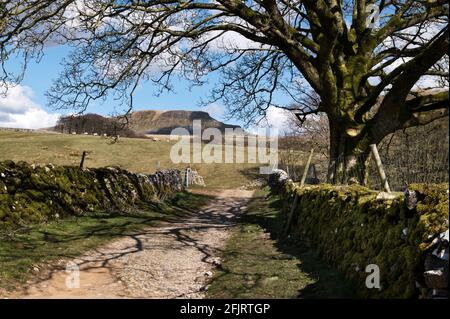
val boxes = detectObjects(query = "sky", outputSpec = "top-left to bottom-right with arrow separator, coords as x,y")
0,44 -> 292,132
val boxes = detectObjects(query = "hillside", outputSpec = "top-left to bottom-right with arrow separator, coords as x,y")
128,110 -> 241,135
49,110 -> 242,136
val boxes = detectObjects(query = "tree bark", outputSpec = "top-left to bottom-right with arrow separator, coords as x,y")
326,118 -> 373,185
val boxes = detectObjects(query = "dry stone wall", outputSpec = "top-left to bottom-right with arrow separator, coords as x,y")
269,170 -> 449,299
0,160 -> 184,227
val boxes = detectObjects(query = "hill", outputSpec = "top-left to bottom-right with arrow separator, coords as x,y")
50,110 -> 242,136
128,110 -> 241,135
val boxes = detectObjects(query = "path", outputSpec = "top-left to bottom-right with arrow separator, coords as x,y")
7,189 -> 254,299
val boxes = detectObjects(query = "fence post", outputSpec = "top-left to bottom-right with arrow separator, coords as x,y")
79,151 -> 86,169
369,144 -> 391,193
185,167 -> 191,189
283,193 -> 298,237
300,148 -> 314,187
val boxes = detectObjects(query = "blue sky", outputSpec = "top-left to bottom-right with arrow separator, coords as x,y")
0,44 -> 291,131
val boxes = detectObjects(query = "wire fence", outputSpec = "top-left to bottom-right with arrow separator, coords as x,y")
279,145 -> 449,191
378,143 -> 449,191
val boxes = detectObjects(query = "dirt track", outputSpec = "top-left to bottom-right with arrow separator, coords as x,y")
6,189 -> 253,299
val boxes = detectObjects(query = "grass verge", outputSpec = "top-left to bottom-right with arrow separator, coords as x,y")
0,191 -> 212,291
206,188 -> 356,299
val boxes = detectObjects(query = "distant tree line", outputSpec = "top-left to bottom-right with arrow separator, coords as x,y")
54,114 -> 140,138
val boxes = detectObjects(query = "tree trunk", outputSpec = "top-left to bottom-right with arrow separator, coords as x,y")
326,121 -> 372,185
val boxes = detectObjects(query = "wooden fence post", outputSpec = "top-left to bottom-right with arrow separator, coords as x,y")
369,144 -> 391,193
283,193 -> 298,237
79,151 -> 86,169
185,167 -> 191,189
300,148 -> 314,187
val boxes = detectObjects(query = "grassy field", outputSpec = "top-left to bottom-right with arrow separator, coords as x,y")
0,191 -> 212,291
0,130 -> 261,189
207,188 -> 356,299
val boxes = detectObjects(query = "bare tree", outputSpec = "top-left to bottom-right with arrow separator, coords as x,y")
1,1 -> 448,182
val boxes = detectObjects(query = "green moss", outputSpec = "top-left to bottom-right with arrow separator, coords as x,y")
277,180 -> 449,298
0,160 -> 183,228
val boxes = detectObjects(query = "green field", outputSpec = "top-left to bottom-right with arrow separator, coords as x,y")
0,130 -> 261,189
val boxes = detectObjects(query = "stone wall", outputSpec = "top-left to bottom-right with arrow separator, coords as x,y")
269,170 -> 449,298
0,160 -> 184,227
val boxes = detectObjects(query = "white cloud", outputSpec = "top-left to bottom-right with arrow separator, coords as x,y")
0,85 -> 60,129
249,106 -> 292,136
202,103 -> 225,121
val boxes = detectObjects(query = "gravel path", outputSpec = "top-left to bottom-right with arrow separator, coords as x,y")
8,189 -> 254,299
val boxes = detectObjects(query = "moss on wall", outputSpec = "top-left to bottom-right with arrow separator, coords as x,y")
276,180 -> 448,298
0,161 -> 184,228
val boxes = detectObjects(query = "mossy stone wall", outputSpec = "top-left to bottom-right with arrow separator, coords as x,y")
0,161 -> 184,227
271,172 -> 449,298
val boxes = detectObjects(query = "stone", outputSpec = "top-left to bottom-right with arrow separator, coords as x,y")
0,160 -> 185,227
376,192 -> 398,200
268,169 -> 291,191
440,229 -> 449,243
425,254 -> 448,271
432,246 -> 449,261
404,189 -> 418,210
424,269 -> 448,289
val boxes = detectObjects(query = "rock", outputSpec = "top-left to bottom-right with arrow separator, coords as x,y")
239,178 -> 267,190
268,169 -> 291,191
207,257 -> 222,267
432,246 -> 449,261
425,253 -> 448,272
376,192 -> 398,200
184,169 -> 206,187
261,276 -> 279,286
440,229 -> 449,244
204,271 -> 213,277
404,189 -> 418,210
401,227 -> 408,239
424,269 -> 448,289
